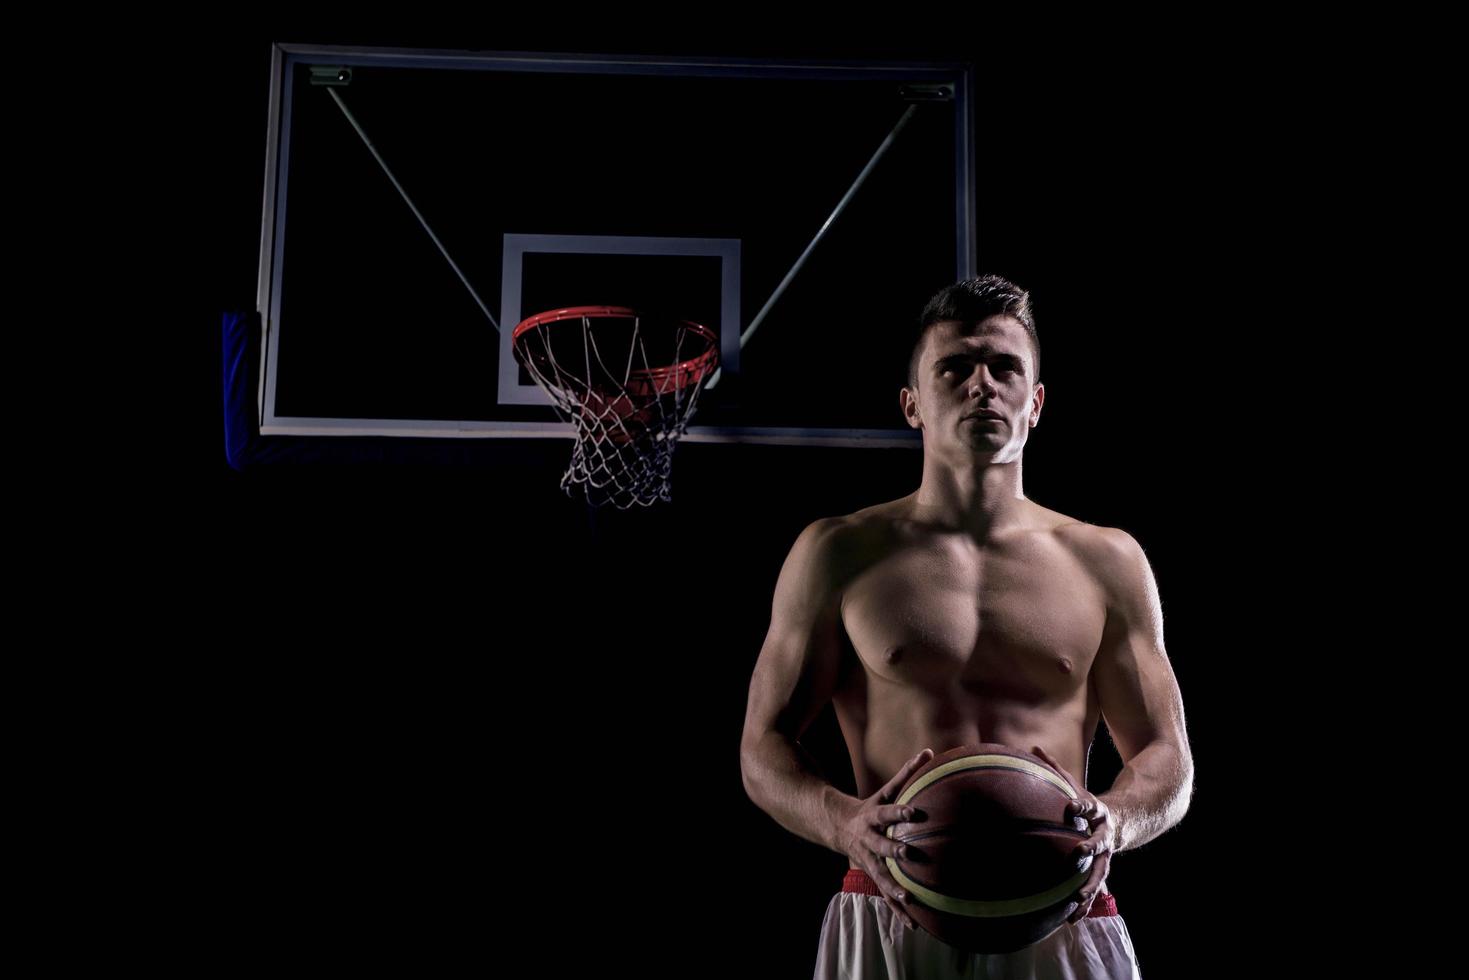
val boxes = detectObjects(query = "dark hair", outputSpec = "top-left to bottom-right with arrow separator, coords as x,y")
908,275 -> 1040,389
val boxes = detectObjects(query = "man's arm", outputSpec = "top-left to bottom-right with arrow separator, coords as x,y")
1090,527 -> 1196,854
739,517 -> 851,855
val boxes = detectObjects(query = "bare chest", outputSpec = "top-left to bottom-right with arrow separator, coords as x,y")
839,532 -> 1107,705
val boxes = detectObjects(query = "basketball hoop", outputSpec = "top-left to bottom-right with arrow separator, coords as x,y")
510,306 -> 719,509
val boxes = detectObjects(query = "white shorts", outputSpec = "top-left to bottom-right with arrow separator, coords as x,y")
813,870 -> 1143,980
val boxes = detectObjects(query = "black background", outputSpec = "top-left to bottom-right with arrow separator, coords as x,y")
104,12 -> 1352,976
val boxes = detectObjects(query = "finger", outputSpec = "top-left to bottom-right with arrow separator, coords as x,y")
885,901 -> 912,945
868,859 -> 919,930
1067,883 -> 1096,924
1068,854 -> 1111,924
1033,746 -> 1082,793
1035,747 -> 1078,788
870,832 -> 909,862
1068,892 -> 1096,924
1032,745 -> 1060,770
1071,827 -> 1109,866
886,898 -> 905,927
863,849 -> 907,896
1068,798 -> 1108,836
879,880 -> 917,931
1070,797 -> 1106,819
1068,813 -> 1114,859
878,748 -> 934,801
886,906 -> 902,945
1071,841 -> 1094,871
879,804 -> 920,826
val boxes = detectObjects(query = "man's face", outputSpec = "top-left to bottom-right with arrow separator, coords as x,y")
901,315 -> 1044,463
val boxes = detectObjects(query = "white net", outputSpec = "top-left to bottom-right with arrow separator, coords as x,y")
511,308 -> 719,509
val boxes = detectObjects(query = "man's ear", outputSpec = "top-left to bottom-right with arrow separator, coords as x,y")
1030,382 -> 1045,427
900,385 -> 922,429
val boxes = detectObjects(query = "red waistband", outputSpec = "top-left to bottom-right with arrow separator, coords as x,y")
841,868 -> 1118,918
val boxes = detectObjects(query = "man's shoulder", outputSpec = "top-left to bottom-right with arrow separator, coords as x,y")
801,496 -> 908,536
1048,516 -> 1148,600
1048,515 -> 1131,547
791,499 -> 911,578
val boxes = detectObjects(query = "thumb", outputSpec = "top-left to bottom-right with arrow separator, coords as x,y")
879,748 -> 934,800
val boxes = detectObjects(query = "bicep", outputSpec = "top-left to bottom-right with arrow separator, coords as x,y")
741,518 -> 848,752
1092,528 -> 1191,766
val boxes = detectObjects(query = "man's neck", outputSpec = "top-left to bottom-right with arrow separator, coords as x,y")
909,460 -> 1028,538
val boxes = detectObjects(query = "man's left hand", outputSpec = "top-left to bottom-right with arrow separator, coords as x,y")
1030,745 -> 1117,925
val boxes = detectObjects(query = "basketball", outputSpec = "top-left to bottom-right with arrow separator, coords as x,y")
883,743 -> 1092,954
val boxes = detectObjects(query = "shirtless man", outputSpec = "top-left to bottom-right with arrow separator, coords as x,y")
739,275 -> 1194,978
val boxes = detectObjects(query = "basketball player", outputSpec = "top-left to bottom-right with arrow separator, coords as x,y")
739,276 -> 1194,979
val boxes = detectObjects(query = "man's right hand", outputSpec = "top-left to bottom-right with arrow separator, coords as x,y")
834,747 -> 934,931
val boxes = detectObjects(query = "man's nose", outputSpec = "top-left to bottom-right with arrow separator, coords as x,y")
967,370 -> 997,398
